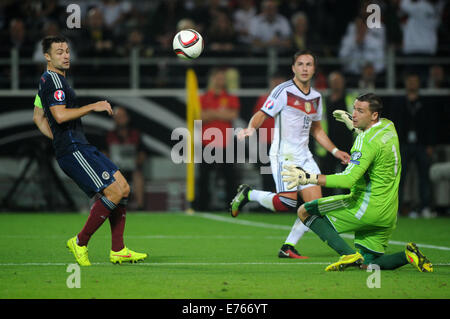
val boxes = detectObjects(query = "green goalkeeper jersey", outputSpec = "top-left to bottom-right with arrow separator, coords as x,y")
325,118 -> 401,227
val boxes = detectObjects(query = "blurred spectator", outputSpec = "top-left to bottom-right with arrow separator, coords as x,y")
248,0 -> 292,53
0,17 -> 33,88
233,0 -> 257,46
400,0 -> 444,56
116,28 -> 150,57
145,0 -> 188,52
34,0 -> 61,25
177,18 -> 196,31
399,0 -> 445,80
206,10 -> 236,53
383,0 -> 403,48
338,16 -> 386,84
319,0 -> 360,55
290,11 -> 308,51
191,0 -> 230,34
391,73 -> 437,218
279,0 -> 316,22
427,64 -> 447,88
98,0 -> 133,35
358,62 -> 376,90
251,72 -> 287,193
320,71 -> 357,179
78,7 -> 115,57
225,67 -> 240,90
106,107 -> 147,211
195,67 -> 241,211
3,18 -> 34,58
311,68 -> 327,90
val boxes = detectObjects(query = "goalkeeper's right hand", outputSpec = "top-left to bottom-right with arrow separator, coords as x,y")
332,110 -> 362,134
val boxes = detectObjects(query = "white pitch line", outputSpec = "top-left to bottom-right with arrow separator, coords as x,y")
0,262 -> 449,267
195,213 -> 450,252
0,262 -> 329,266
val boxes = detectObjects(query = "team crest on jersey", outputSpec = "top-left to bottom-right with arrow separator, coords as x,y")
102,171 -> 110,180
305,102 -> 311,113
350,151 -> 362,165
53,89 -> 65,102
265,99 -> 274,110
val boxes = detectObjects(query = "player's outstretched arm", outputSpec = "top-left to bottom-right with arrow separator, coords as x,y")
50,100 -> 113,124
33,106 -> 53,139
237,110 -> 267,140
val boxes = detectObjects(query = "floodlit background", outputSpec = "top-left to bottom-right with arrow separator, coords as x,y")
0,0 -> 449,216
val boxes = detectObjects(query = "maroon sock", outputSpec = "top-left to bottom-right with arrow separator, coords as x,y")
77,197 -> 115,247
109,204 -> 127,252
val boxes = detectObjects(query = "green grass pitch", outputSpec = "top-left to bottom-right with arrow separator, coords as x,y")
0,212 -> 449,299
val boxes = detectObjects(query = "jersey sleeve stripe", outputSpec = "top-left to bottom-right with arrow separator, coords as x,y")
273,81 -> 294,99
48,71 -> 62,89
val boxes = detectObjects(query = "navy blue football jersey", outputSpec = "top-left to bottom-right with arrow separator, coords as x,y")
37,70 -> 90,157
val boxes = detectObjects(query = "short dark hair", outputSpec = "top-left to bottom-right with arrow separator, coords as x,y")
356,93 -> 383,117
41,35 -> 68,54
292,49 -> 317,66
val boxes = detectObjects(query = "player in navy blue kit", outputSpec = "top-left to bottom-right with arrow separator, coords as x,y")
33,35 -> 147,265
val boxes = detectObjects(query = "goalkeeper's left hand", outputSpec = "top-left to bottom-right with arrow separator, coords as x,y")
333,110 -> 362,134
281,164 -> 319,189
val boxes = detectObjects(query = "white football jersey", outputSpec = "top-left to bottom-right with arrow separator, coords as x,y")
260,79 -> 323,161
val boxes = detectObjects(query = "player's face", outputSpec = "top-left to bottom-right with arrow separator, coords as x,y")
46,42 -> 70,70
352,100 -> 378,131
292,54 -> 315,84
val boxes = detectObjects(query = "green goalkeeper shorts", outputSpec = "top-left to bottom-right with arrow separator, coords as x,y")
304,194 -> 395,255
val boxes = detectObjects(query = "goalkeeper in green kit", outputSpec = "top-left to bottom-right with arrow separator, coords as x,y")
282,93 -> 433,272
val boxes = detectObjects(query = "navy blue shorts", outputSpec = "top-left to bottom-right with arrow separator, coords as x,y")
57,144 -> 118,198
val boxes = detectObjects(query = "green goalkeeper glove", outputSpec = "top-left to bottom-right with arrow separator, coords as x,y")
332,110 -> 362,134
281,164 -> 319,189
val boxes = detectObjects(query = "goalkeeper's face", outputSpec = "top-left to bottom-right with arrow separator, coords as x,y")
353,100 -> 378,131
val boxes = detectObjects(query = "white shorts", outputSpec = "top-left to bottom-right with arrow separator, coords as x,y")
270,155 -> 321,193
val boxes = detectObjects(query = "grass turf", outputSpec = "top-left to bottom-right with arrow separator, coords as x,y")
0,212 -> 449,299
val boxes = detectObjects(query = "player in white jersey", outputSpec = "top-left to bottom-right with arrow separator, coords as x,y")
231,50 -> 350,258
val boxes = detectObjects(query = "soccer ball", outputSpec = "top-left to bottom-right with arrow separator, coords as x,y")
172,29 -> 204,60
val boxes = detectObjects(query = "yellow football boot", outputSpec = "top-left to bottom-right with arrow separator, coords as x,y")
325,252 -> 364,271
66,236 -> 91,266
110,247 -> 148,264
405,242 -> 433,272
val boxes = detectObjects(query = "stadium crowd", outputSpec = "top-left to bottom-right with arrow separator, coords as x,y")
0,0 -> 448,217
0,0 -> 449,89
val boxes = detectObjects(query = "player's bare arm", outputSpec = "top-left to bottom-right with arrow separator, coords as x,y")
50,100 -> 113,124
237,110 -> 268,140
310,120 -> 350,164
33,106 -> 53,139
